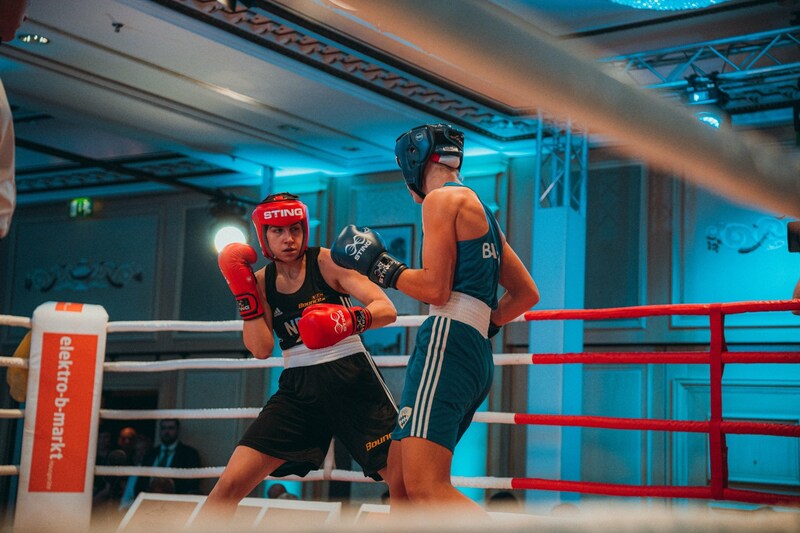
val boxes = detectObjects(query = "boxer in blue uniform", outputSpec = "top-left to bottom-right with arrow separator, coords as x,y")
202,193 -> 397,521
332,124 -> 540,512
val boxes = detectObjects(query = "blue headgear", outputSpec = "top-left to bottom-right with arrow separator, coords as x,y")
394,124 -> 465,198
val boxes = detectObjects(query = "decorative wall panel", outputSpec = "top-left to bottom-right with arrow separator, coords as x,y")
672,182 -> 798,337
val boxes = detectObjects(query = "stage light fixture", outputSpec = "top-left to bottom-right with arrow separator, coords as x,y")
686,75 -> 718,105
18,33 -> 50,45
685,73 -> 728,107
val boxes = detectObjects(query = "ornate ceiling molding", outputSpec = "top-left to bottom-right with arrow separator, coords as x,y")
154,0 -> 542,141
159,1 -> 800,130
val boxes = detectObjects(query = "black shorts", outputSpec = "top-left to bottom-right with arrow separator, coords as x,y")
239,352 -> 397,480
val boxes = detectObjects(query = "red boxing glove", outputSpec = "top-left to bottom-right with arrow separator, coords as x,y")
298,304 -> 372,350
218,243 -> 263,320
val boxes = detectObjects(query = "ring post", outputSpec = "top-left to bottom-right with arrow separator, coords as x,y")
14,302 -> 108,532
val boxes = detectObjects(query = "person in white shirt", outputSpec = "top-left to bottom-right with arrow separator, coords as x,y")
0,0 -> 29,238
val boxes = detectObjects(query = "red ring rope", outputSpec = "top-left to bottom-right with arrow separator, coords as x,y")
517,299 -> 800,507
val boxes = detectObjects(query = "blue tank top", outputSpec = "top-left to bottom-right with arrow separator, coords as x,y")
446,182 -> 502,309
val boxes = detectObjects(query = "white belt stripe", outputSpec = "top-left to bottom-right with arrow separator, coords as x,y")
361,352 -> 398,413
333,296 -> 395,410
411,316 -> 449,438
341,294 -> 397,412
411,316 -> 438,437
410,317 -> 434,437
423,317 -> 449,437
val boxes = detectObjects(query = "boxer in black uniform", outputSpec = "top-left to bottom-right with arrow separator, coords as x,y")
200,193 -> 397,521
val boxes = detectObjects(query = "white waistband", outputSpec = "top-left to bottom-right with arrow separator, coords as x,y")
281,335 -> 366,368
429,291 -> 491,339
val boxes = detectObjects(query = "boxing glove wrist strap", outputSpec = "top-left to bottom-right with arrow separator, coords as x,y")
369,255 -> 407,289
236,293 -> 263,320
350,306 -> 372,334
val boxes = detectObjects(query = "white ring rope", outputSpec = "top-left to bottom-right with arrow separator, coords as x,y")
1,314 -> 428,333
89,464 -> 515,490
0,466 -> 19,476
0,313 -> 427,339
0,356 -> 27,369
106,320 -> 244,333
105,358 -> 284,372
101,408 -> 261,420
95,465 -> 224,479
452,476 -> 514,490
474,412 -> 517,425
0,312 -> 531,489
0,312 -> 515,333
99,408 -> 521,423
0,315 -> 31,328
0,354 -> 529,371
105,316 -> 427,333
0,353 -> 530,371
323,441 -> 335,481
100,354 -> 529,373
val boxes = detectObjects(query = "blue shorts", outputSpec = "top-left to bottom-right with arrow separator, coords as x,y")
392,315 -> 493,452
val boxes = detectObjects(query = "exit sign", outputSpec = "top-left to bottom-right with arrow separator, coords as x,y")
69,197 -> 93,218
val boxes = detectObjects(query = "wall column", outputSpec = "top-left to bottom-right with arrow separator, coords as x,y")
526,121 -> 588,510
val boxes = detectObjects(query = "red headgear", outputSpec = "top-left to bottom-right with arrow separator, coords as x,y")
251,192 -> 309,260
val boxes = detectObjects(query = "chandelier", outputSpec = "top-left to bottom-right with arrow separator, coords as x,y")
610,0 -> 730,10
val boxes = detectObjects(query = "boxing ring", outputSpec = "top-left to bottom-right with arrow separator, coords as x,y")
1,299 -> 799,530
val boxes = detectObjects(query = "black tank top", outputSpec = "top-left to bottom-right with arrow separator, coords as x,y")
264,247 -> 352,350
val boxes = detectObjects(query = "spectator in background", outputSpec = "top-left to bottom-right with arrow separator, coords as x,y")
789,221 -> 799,315
0,1 -> 27,43
93,428 -> 136,525
267,483 -> 287,499
792,278 -> 800,316
0,0 -> 28,238
267,483 -> 298,500
93,426 -> 114,500
95,425 -> 113,467
119,433 -> 154,510
487,491 -> 522,512
147,477 -> 176,494
550,502 -> 581,516
115,426 -> 138,462
137,419 -> 202,496
132,433 -> 153,465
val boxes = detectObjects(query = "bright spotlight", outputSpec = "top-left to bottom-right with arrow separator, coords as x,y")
209,196 -> 250,254
214,224 -> 248,253
695,111 -> 721,129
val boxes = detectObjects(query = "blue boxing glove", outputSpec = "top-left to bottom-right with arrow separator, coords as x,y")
332,225 -> 407,289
